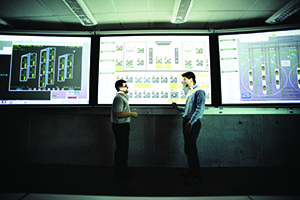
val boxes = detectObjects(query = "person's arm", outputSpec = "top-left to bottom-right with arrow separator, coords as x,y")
183,91 -> 205,134
115,112 -> 138,118
189,90 -> 205,125
113,96 -> 138,119
172,102 -> 185,112
184,122 -> 193,135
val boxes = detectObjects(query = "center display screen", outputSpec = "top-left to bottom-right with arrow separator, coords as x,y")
98,35 -> 211,105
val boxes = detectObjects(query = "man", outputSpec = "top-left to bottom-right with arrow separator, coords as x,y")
111,79 -> 138,179
172,71 -> 206,184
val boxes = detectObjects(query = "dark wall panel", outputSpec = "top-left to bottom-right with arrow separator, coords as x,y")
0,108 -> 299,167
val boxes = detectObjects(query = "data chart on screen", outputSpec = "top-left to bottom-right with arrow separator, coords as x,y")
219,29 -> 300,104
98,35 -> 211,105
0,35 -> 91,105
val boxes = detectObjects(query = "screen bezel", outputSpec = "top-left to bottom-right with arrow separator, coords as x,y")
217,28 -> 300,107
96,33 -> 213,107
0,33 -> 93,107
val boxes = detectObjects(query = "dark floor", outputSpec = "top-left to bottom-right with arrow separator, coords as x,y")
1,164 -> 299,197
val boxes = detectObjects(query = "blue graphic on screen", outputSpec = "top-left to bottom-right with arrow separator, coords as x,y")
0,35 -> 91,105
238,35 -> 300,102
219,29 -> 300,104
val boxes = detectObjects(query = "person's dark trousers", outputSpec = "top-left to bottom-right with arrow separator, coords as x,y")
112,122 -> 130,178
182,118 -> 201,179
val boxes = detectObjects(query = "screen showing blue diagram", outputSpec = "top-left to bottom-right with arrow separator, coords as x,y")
10,45 -> 80,91
0,35 -> 91,105
219,29 -> 300,104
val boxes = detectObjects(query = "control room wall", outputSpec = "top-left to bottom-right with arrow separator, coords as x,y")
0,107 -> 299,167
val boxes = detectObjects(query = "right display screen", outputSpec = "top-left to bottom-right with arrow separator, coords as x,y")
218,29 -> 300,104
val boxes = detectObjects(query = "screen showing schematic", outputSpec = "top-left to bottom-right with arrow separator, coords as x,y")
0,35 -> 91,105
219,29 -> 300,104
98,35 -> 211,105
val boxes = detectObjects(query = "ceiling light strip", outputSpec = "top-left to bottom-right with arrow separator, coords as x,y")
265,0 -> 300,24
63,0 -> 97,26
171,0 -> 193,24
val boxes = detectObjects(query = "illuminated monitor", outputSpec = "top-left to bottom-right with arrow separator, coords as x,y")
0,35 -> 91,105
98,35 -> 211,105
218,29 -> 300,104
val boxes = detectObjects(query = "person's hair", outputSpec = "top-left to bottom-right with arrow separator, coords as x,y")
115,79 -> 126,91
182,71 -> 196,84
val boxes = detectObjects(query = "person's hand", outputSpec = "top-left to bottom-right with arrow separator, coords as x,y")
172,102 -> 178,109
131,112 -> 138,118
184,122 -> 192,134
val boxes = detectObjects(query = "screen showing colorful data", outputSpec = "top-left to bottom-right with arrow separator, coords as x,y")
0,35 -> 91,105
219,29 -> 300,104
98,35 -> 211,105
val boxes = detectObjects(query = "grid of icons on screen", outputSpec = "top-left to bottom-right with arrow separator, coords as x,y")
19,53 -> 37,82
19,47 -> 74,89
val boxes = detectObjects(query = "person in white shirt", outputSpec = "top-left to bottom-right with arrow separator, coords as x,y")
111,79 -> 138,180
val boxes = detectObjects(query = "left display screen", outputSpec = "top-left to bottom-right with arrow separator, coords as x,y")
0,35 -> 91,105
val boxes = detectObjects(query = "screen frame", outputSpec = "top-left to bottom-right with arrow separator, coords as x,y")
0,33 -> 93,107
217,27 -> 300,107
2,26 -> 299,108
96,33 -> 213,107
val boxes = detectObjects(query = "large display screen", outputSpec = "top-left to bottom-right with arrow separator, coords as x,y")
0,35 -> 91,105
219,29 -> 300,104
98,35 -> 211,105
